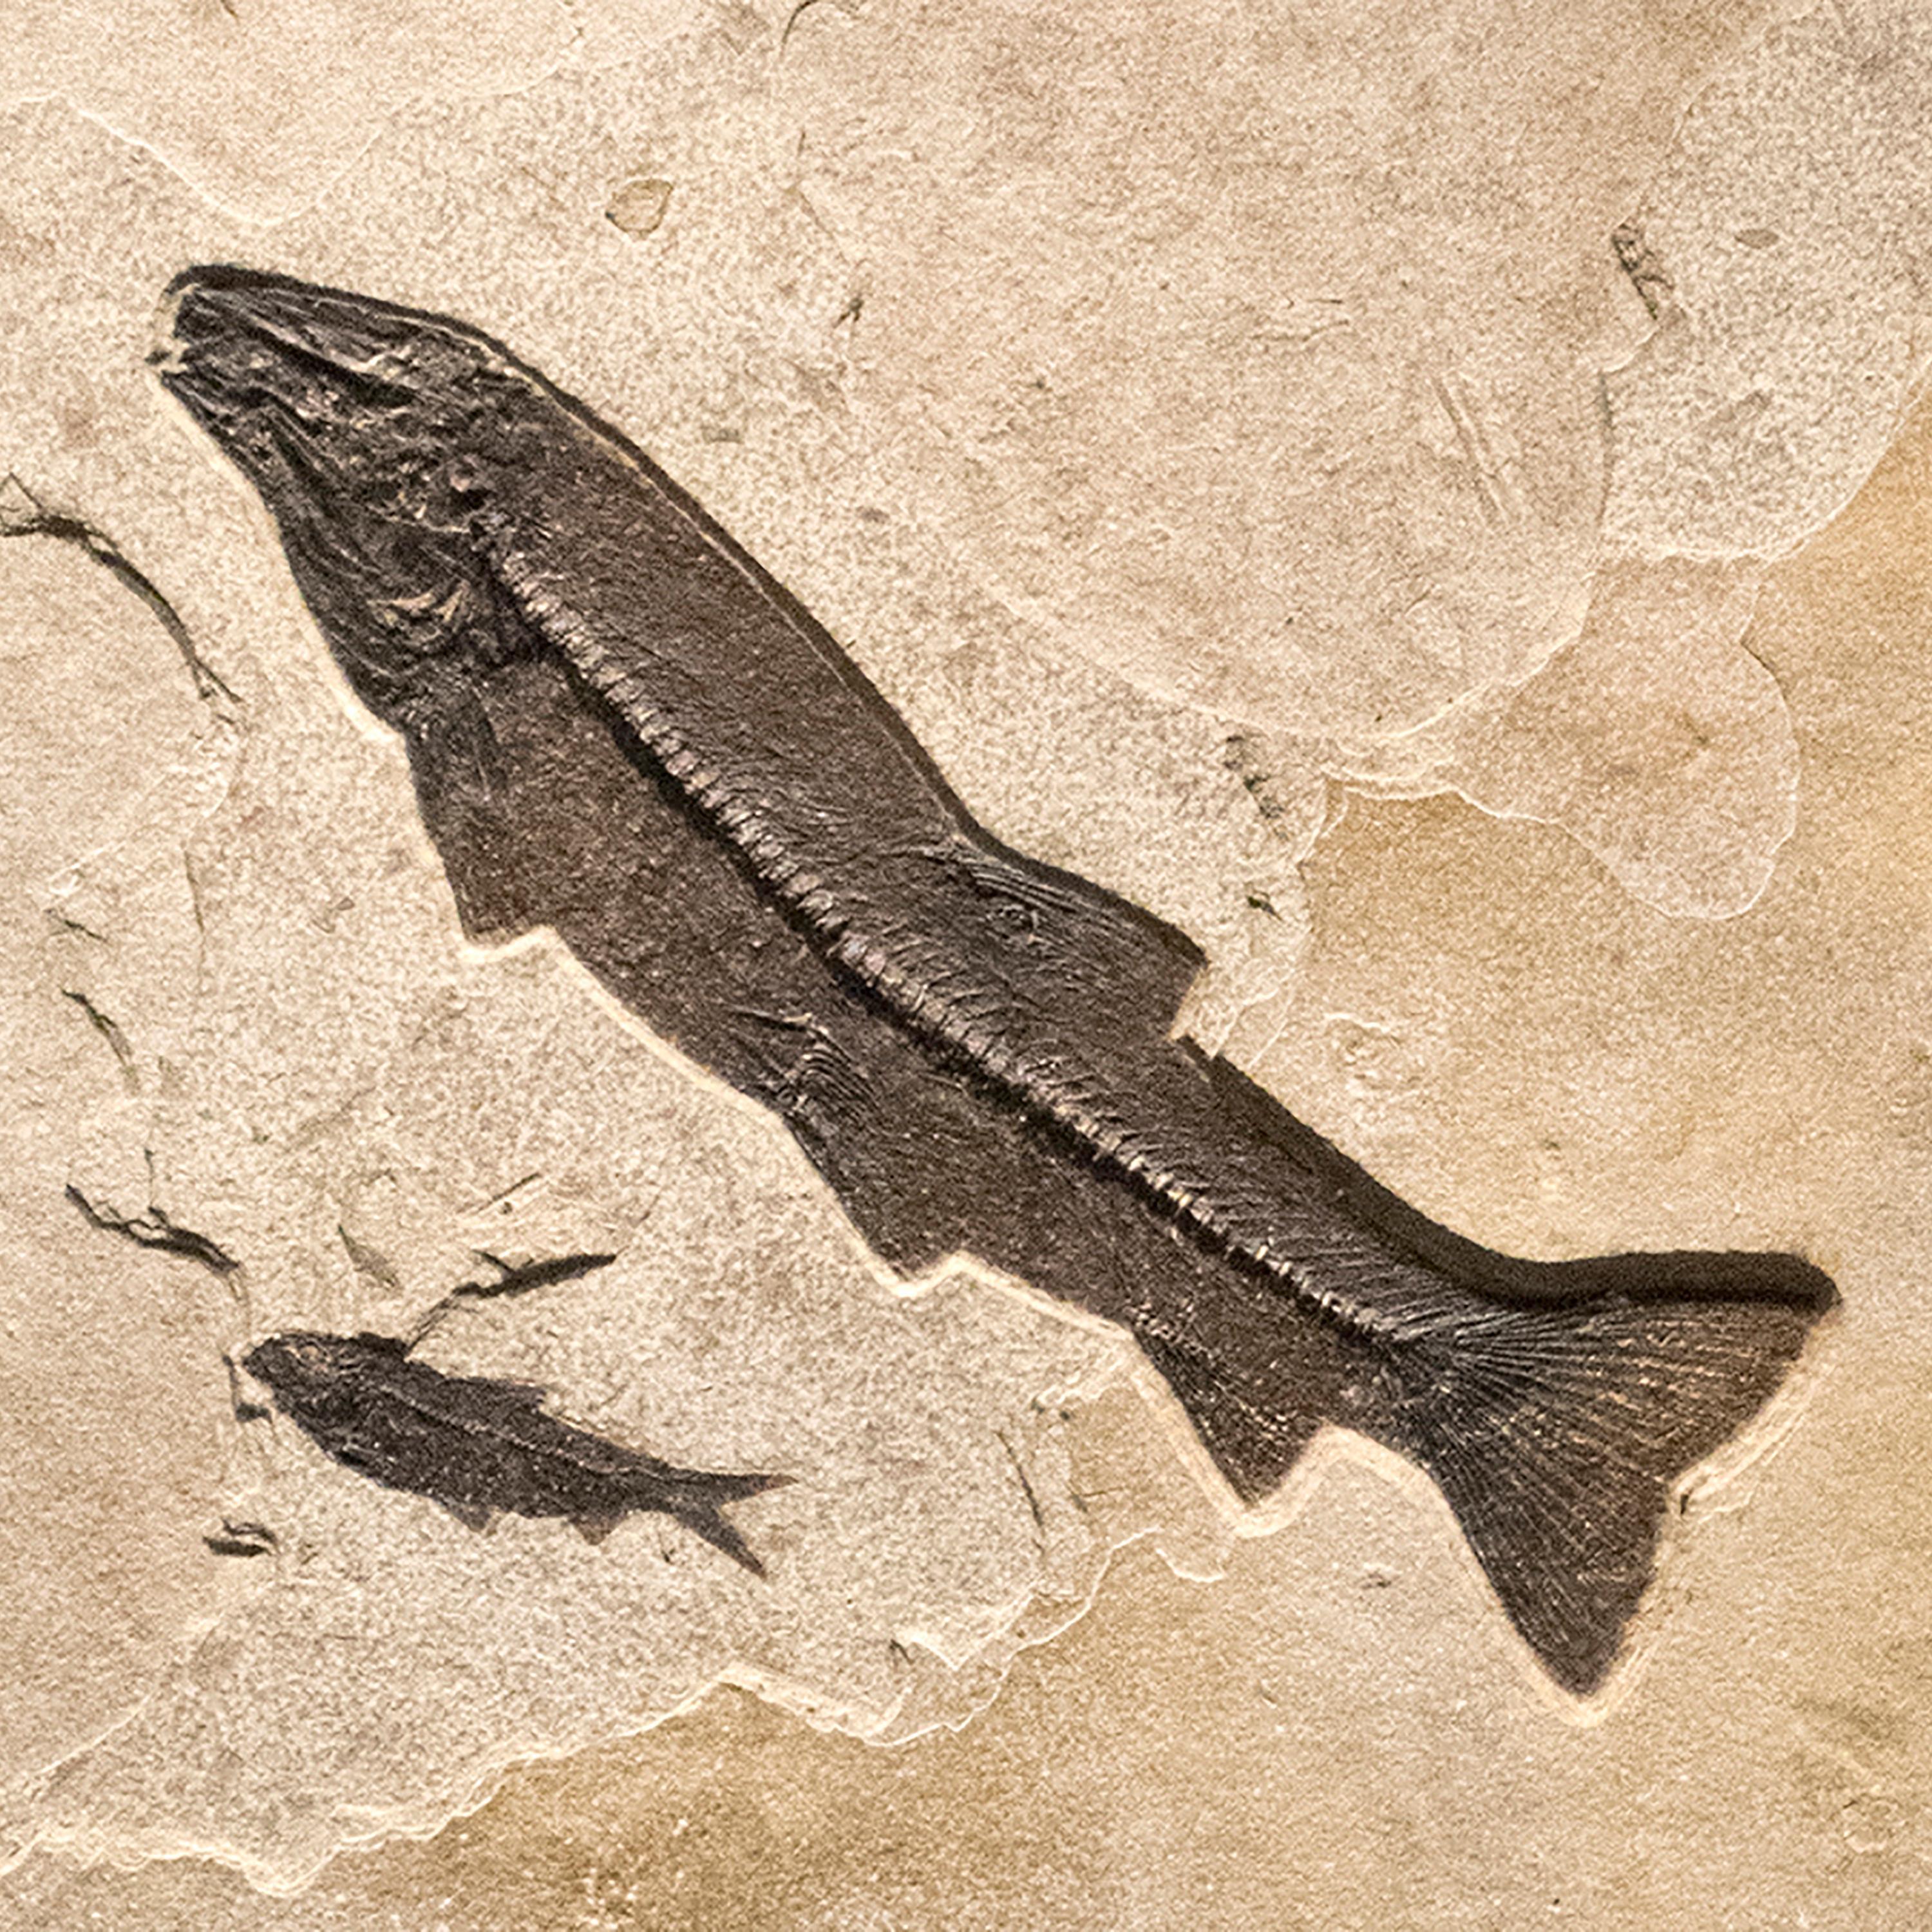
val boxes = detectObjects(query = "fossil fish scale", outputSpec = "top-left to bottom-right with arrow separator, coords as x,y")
158,267 -> 1835,1696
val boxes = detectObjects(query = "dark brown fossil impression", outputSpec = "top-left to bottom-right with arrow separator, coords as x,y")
156,265 -> 1835,1694
242,1329 -> 787,1573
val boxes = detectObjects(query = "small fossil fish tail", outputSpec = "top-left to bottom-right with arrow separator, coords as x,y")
1367,1249 -> 1835,1695
667,1470 -> 792,1578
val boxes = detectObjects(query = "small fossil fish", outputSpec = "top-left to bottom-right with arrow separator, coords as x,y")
242,1331 -> 788,1572
159,267 -> 1835,1693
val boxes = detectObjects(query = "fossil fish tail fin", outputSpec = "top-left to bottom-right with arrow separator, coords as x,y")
1372,1249 -> 1835,1694
665,1469 -> 793,1578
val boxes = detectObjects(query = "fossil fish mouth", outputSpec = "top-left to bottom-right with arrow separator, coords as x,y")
156,266 -> 406,376
152,265 -> 451,452
147,264 -> 508,712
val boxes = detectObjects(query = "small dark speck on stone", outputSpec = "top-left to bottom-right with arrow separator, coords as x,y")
1610,222 -> 1675,319
700,426 -> 744,445
204,1518 -> 276,1557
1361,1564 -> 1396,1589
1734,228 -> 1781,249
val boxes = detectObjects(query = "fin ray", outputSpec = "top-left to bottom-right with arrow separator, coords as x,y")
1381,1283 -> 1830,1692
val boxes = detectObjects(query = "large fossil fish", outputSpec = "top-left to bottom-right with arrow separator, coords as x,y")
155,266 -> 1834,1694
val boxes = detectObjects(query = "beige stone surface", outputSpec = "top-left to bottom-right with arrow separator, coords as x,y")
1604,0 -> 1932,564
1,1 -> 1929,1924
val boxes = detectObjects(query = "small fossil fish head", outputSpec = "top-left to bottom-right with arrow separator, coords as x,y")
242,1330 -> 399,1417
153,267 -> 547,722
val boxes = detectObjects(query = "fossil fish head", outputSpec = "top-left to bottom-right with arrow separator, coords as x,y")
243,1329 -> 402,1417
153,266 -> 554,724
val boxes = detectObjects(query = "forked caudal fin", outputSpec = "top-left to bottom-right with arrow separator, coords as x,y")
672,1470 -> 795,1578
1168,1245 -> 1834,1695
572,1471 -> 792,1573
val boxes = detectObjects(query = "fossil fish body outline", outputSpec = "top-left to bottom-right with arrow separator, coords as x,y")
243,1330 -> 788,1572
157,267 -> 1835,1694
